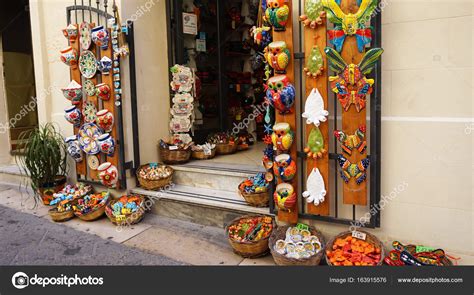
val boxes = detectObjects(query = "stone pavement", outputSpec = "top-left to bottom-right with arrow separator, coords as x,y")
0,185 -> 275,266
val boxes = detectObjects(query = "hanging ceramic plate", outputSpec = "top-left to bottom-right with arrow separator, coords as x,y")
84,80 -> 96,97
80,22 -> 92,50
78,123 -> 102,155
87,155 -> 100,170
79,50 -> 98,79
82,100 -> 97,123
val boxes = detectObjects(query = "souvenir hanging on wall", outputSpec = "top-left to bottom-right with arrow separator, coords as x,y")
61,80 -> 82,105
79,50 -> 98,79
274,183 -> 296,211
334,125 -> 366,155
265,75 -> 295,114
299,0 -> 326,29
325,47 -> 383,112
264,0 -> 290,32
337,154 -> 370,184
62,23 -> 78,43
302,168 -> 326,206
170,65 -> 194,93
271,122 -> 294,152
250,26 -> 272,49
322,0 -> 377,52
273,154 -> 296,182
60,46 -> 78,68
303,45 -> 324,78
304,127 -> 326,159
79,22 -> 92,50
264,41 -> 290,74
302,88 -> 328,127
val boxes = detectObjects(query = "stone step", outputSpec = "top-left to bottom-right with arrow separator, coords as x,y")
0,164 -> 29,188
169,161 -> 264,192
130,184 -> 273,229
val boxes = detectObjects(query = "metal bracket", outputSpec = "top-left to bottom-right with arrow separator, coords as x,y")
297,151 -> 307,159
294,52 -> 305,60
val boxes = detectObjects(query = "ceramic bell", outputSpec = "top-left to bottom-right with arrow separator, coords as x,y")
266,75 -> 295,114
271,122 -> 294,152
97,162 -> 118,188
65,135 -> 83,162
98,56 -> 112,74
264,41 -> 290,74
61,80 -> 83,104
97,133 -> 115,156
60,46 -> 78,68
264,0 -> 290,31
64,105 -> 81,127
95,83 -> 111,101
62,23 -> 78,42
274,183 -> 296,211
96,109 -> 114,132
91,25 -> 109,50
273,154 -> 296,182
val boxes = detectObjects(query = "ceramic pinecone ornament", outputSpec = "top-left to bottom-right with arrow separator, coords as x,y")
300,0 -> 326,29
304,45 -> 324,78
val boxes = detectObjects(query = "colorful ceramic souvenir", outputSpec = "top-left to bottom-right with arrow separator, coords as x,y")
302,88 -> 328,127
337,154 -> 370,184
170,65 -> 194,92
64,105 -> 81,127
61,80 -> 82,104
304,46 -> 324,78
96,109 -> 114,132
60,46 -> 78,68
172,92 -> 194,104
82,100 -> 98,123
264,0 -> 290,31
169,114 -> 192,133
265,75 -> 295,114
98,56 -> 112,74
79,50 -> 98,79
300,0 -> 326,29
325,47 -> 383,112
239,173 -> 269,194
334,125 -> 366,155
262,146 -> 274,170
273,154 -> 296,182
250,26 -> 272,48
78,123 -> 102,155
84,80 -> 96,97
171,103 -> 193,116
62,23 -> 78,42
97,162 -> 118,188
95,83 -> 111,101
304,127 -> 326,159
303,168 -> 326,205
65,135 -> 83,162
322,0 -> 377,52
264,41 -> 290,74
274,183 -> 296,211
97,133 -> 115,156
87,155 -> 100,170
79,22 -> 92,50
271,122 -> 294,152
91,25 -> 109,50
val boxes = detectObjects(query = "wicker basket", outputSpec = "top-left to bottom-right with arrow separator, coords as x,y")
49,208 -> 75,222
216,143 -> 237,155
74,198 -> 110,221
269,225 -> 326,266
226,215 -> 275,258
159,146 -> 191,164
136,164 -> 173,190
238,190 -> 269,208
191,148 -> 216,160
105,196 -> 146,225
325,230 -> 385,266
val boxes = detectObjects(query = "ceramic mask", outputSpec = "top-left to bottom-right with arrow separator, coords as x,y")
304,46 -> 324,78
273,154 -> 296,182
97,133 -> 115,156
98,162 -> 118,188
265,75 -> 295,114
334,125 -> 366,155
337,154 -> 370,184
264,41 -> 290,74
60,46 -> 78,68
300,0 -> 326,29
271,122 -> 294,152
91,25 -> 109,50
65,135 -> 83,162
302,88 -> 328,127
61,80 -> 83,104
64,105 -> 81,127
96,109 -> 114,132
62,23 -> 78,42
274,183 -> 296,211
264,0 -> 290,31
302,168 -> 326,206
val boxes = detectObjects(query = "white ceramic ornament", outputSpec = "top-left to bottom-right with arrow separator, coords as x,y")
302,88 -> 328,127
302,168 -> 326,206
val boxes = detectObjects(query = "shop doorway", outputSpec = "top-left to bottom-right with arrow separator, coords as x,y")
0,0 -> 38,154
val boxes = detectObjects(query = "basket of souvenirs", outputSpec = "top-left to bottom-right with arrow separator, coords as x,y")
48,183 -> 93,222
136,163 -> 173,190
208,132 -> 239,155
269,225 -> 326,266
226,215 -> 275,258
158,139 -> 192,164
105,195 -> 146,225
238,173 -> 270,207
384,241 -> 456,266
191,143 -> 216,160
73,191 -> 110,221
325,230 -> 384,266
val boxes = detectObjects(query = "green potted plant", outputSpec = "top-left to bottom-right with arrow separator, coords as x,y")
16,123 -> 68,205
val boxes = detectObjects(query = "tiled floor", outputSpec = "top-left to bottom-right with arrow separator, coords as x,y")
202,141 -> 265,168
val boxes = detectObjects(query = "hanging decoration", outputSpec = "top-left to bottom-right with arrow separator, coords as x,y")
274,183 -> 296,211
271,122 -> 294,152
322,0 -> 377,52
273,154 -> 296,182
78,50 -> 98,79
334,125 -> 366,155
299,0 -> 326,29
79,21 -> 92,50
60,46 -> 78,68
337,154 -> 370,184
63,23 -> 78,43
250,26 -> 272,49
302,168 -> 326,205
265,75 -> 295,114
303,45 -> 324,78
264,41 -> 290,74
325,47 -> 383,112
264,0 -> 290,32
61,80 -> 83,105
302,88 -> 328,127
304,127 -> 326,159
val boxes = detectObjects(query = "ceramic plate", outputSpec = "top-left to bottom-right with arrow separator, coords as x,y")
82,100 -> 97,123
84,80 -> 96,97
80,22 -> 92,50
79,50 -> 98,79
78,123 -> 102,155
87,155 -> 100,170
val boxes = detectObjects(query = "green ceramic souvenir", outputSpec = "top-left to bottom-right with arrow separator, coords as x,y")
300,0 -> 326,29
304,45 -> 324,78
304,127 -> 326,159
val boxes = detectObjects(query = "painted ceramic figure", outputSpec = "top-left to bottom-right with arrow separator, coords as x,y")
337,154 -> 370,184
264,0 -> 290,31
273,154 -> 296,182
62,23 -> 78,42
304,126 -> 326,159
250,26 -> 272,49
95,83 -> 111,101
325,47 -> 383,112
60,46 -> 78,68
97,133 -> 115,156
274,183 -> 296,211
271,122 -> 294,152
64,105 -> 81,127
264,41 -> 290,74
322,0 -> 377,52
65,135 -> 83,163
334,125 -> 366,155
98,56 -> 112,74
98,162 -> 118,188
304,45 -> 324,78
91,25 -> 109,50
302,88 -> 328,127
96,109 -> 114,132
61,80 -> 83,105
303,168 -> 326,206
300,0 -> 326,29
265,75 -> 295,114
